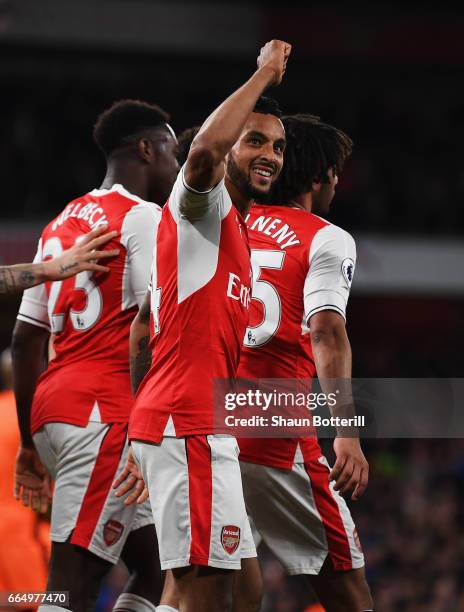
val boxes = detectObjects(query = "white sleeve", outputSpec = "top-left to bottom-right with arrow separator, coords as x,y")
168,164 -> 231,223
304,224 -> 356,322
120,203 -> 161,308
17,238 -> 51,331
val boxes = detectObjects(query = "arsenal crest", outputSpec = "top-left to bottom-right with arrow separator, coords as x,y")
103,519 -> 124,546
221,525 -> 240,555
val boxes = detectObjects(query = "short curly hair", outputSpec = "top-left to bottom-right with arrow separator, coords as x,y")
93,99 -> 170,157
269,113 -> 353,205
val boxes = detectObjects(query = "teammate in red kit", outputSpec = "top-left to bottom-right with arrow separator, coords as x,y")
236,114 -> 374,611
12,100 -> 179,612
115,40 -> 291,612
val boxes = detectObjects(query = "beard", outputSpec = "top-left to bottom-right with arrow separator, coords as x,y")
226,154 -> 271,200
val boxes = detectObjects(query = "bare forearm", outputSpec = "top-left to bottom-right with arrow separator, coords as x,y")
130,332 -> 151,395
129,296 -> 152,395
185,39 -> 291,191
12,321 -> 48,447
192,67 -> 275,163
311,331 -> 352,379
310,315 -> 368,498
311,325 -> 357,433
0,264 -> 46,295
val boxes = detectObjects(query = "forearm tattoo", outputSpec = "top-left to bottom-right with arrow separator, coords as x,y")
138,298 -> 151,324
0,265 -> 42,295
130,335 -> 151,395
59,261 -> 78,274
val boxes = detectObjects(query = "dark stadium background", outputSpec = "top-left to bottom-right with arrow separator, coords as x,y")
1,1 -> 463,610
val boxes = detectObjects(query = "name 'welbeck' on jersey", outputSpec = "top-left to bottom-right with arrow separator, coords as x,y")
245,212 -> 301,250
52,201 -> 108,231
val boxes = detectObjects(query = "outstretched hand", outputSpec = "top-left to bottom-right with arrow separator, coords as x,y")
43,224 -> 120,280
257,39 -> 292,86
113,449 -> 148,506
14,446 -> 52,514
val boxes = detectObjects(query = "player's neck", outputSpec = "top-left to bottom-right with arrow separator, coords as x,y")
225,177 -> 253,218
100,162 -> 150,202
293,192 -> 312,212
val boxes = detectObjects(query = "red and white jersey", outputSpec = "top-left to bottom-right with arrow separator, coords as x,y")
237,204 -> 356,469
129,167 -> 251,443
17,184 -> 161,433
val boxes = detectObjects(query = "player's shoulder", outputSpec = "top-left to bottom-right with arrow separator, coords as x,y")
44,186 -> 161,239
122,198 -> 162,222
249,203 -> 324,230
308,215 -> 356,262
91,185 -> 162,215
249,204 -> 353,241
310,214 -> 355,246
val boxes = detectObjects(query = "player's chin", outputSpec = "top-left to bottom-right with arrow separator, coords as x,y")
249,178 -> 273,197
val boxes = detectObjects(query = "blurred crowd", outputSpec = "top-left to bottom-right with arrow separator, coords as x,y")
353,439 -> 464,612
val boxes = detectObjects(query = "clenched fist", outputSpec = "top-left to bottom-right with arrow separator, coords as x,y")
257,39 -> 292,87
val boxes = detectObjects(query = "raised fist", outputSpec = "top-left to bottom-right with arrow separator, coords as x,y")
257,39 -> 292,87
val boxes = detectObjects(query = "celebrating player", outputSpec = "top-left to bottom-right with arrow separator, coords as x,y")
115,40 -> 291,612
12,99 -> 179,612
0,224 -> 118,295
236,114 -> 374,611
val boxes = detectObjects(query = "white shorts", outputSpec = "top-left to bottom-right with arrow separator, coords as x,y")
132,435 -> 256,571
33,422 -> 153,564
240,456 -> 365,575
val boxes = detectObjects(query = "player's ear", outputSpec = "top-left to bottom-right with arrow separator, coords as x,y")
311,178 -> 321,193
137,138 -> 153,163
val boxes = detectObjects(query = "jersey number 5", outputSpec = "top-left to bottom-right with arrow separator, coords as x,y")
244,249 -> 285,347
42,236 -> 103,333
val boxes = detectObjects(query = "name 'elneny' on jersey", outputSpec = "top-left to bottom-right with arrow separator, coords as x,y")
245,212 -> 301,250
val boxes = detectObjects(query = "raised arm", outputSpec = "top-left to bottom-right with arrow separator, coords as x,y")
185,40 -> 291,193
0,225 -> 118,295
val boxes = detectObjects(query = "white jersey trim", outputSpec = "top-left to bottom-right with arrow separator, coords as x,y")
17,238 -> 50,330
17,311 -> 51,331
166,166 -> 233,303
304,223 -> 356,324
89,184 -> 160,209
120,202 -> 161,309
181,167 -> 216,195
88,401 -> 102,422
169,165 -> 232,224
